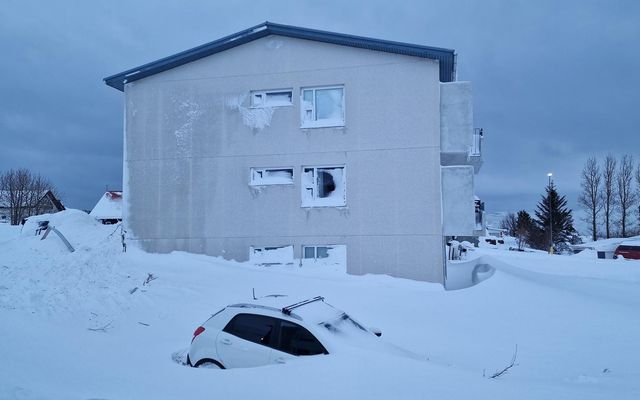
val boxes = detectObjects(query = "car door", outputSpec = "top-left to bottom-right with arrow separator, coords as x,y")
270,319 -> 328,365
216,313 -> 277,368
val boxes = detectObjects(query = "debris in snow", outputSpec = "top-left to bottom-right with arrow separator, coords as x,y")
138,322 -> 150,327
143,273 -> 157,286
88,322 -> 112,332
488,345 -> 519,379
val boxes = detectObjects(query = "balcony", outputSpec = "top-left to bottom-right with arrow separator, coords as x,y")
440,81 -> 483,172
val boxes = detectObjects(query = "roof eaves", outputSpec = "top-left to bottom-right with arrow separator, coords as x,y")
104,22 -> 271,91
104,21 -> 456,91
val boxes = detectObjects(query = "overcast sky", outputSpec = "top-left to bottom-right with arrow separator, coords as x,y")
1,0 -> 639,228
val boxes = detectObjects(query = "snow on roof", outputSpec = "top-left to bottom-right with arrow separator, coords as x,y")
620,240 -> 640,247
571,236 -> 640,251
89,191 -> 123,220
0,190 -> 56,208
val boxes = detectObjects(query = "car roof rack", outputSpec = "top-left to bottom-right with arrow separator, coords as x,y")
282,296 -> 324,315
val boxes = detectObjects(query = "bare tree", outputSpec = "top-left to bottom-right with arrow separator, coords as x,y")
602,155 -> 617,238
0,169 -> 57,225
499,213 -> 517,237
578,157 -> 602,241
616,155 -> 637,237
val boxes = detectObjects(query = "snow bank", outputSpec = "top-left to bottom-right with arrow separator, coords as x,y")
0,209 -> 141,326
1,217 -> 640,399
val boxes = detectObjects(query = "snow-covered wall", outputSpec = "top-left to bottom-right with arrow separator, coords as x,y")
123,35 -> 445,282
440,81 -> 473,157
441,166 -> 475,236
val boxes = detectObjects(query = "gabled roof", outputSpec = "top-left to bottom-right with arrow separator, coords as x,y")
104,21 -> 456,91
90,191 -> 123,220
0,190 -> 64,210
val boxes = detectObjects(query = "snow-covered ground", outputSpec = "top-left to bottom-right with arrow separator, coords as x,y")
1,210 -> 639,399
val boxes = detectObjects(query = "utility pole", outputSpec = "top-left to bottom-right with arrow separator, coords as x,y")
548,173 -> 553,254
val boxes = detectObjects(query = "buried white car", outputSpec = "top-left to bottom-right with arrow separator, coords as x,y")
187,296 -> 385,369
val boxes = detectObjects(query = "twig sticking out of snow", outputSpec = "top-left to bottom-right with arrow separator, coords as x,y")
87,322 -> 112,332
489,345 -> 518,379
143,273 -> 157,286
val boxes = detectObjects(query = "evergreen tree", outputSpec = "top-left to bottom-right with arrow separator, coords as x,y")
515,210 -> 535,250
534,181 -> 576,250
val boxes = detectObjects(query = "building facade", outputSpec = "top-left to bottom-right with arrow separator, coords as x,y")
105,22 -> 482,283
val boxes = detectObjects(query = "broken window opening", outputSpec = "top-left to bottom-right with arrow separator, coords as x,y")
250,167 -> 294,186
250,245 -> 294,266
251,89 -> 293,108
301,166 -> 346,207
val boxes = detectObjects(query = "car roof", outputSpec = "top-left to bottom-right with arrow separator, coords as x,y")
228,296 -> 348,326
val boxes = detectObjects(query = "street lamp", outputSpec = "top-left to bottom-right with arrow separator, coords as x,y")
547,173 -> 553,254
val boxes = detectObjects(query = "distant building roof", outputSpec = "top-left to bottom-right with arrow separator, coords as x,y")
104,21 -> 456,91
571,236 -> 640,252
0,190 -> 64,211
90,191 -> 123,220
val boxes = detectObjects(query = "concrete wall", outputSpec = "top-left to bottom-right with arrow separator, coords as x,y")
440,81 -> 473,159
441,166 -> 475,236
123,35 -> 445,282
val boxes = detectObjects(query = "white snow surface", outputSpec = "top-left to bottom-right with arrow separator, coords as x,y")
1,211 -> 640,399
89,192 -> 123,220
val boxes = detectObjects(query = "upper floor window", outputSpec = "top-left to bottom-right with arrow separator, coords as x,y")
250,167 -> 294,186
301,86 -> 344,128
251,89 -> 293,108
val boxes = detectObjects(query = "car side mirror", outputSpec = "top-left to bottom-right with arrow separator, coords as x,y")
370,327 -> 382,337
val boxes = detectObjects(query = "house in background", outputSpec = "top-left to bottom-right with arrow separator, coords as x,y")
0,190 -> 65,224
104,22 -> 483,284
90,191 -> 123,225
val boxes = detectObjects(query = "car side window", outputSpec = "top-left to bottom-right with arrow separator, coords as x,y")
223,313 -> 276,347
277,320 -> 327,356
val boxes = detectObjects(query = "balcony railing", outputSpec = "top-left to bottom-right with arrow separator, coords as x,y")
469,128 -> 483,157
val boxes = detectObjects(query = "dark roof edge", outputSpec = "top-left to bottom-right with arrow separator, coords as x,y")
104,21 -> 456,91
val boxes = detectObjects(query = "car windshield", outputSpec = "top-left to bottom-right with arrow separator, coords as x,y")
320,312 -> 368,333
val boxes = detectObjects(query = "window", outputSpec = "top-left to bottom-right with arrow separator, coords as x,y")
303,245 -> 332,260
301,244 -> 347,267
223,313 -> 277,347
301,86 -> 344,128
250,245 -> 294,266
277,320 -> 327,356
250,167 -> 294,186
251,89 -> 293,108
301,166 -> 346,207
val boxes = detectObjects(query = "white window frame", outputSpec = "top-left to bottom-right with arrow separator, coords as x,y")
250,89 -> 293,108
301,165 -> 346,208
302,245 -> 334,260
300,85 -> 345,128
249,167 -> 294,186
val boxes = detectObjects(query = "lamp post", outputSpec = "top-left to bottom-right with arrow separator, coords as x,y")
547,173 -> 553,254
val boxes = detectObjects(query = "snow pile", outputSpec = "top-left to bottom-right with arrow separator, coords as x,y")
1,213 -> 640,399
0,210 -> 140,326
